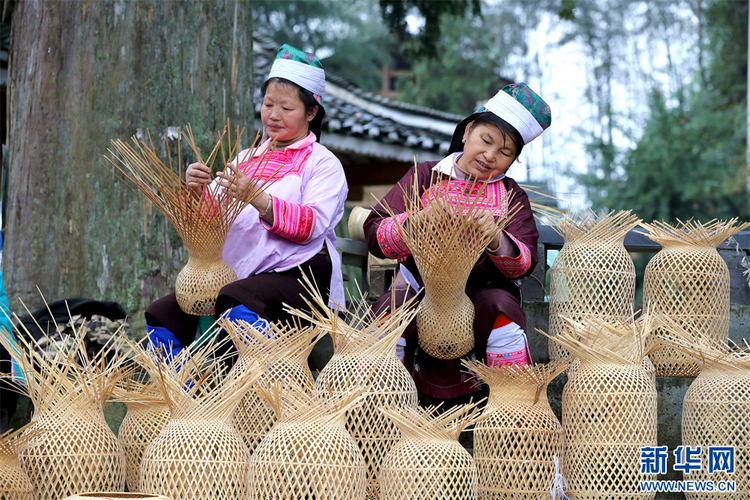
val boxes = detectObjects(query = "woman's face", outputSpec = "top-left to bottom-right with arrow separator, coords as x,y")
457,121 -> 518,180
261,81 -> 317,146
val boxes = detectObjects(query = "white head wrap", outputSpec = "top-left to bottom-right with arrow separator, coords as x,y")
268,58 -> 326,98
484,90 -> 544,144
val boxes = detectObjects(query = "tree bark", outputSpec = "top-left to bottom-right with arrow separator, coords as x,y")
4,0 -> 254,318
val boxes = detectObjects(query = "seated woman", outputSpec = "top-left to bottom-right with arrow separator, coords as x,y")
363,83 -> 550,401
145,44 -> 348,356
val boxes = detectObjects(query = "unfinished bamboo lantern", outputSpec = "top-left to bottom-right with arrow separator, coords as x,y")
642,219 -> 750,377
548,210 -> 640,364
63,494 -> 172,500
112,377 -> 170,492
656,320 -> 750,498
0,318 -> 129,500
545,316 -> 658,500
219,317 -> 320,453
0,427 -> 37,500
249,385 -> 367,500
383,173 -> 519,359
291,280 -> 419,500
105,123 -> 277,316
129,328 -> 271,500
379,403 -> 485,500
463,360 -> 569,500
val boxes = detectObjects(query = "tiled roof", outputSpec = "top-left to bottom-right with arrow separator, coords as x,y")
253,35 -> 461,161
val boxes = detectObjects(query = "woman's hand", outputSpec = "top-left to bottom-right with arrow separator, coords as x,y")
186,162 -> 212,195
474,210 -> 503,250
216,162 -> 261,203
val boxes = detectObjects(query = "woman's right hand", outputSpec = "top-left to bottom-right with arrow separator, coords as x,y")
186,162 -> 212,193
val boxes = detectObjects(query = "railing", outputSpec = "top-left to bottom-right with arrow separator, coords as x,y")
336,225 -> 750,305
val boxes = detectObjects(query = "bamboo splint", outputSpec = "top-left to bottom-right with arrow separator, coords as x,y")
0,425 -> 39,500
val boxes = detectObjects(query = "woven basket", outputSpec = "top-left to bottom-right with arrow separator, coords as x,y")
348,206 -> 372,241
546,317 -> 658,500
300,288 -> 419,500
656,320 -> 750,498
63,494 -> 171,500
379,403 -> 485,500
128,330 -> 269,500
221,318 -> 319,453
463,360 -> 569,500
642,219 -> 750,377
250,387 -> 367,500
0,319 -> 130,500
106,124 -> 276,316
118,401 -> 170,491
382,174 -> 518,359
548,210 -> 639,364
0,427 -> 37,500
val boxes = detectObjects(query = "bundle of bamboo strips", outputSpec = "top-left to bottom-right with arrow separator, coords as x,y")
127,324 -> 274,500
543,316 -> 657,500
288,276 -> 419,500
657,317 -> 750,498
111,373 -> 170,492
0,425 -> 39,500
642,218 -> 750,377
104,123 -> 278,315
250,383 -> 367,500
218,316 -> 321,453
0,308 -> 130,500
462,359 -> 569,500
379,402 -> 487,500
547,210 -> 640,364
382,171 -> 520,359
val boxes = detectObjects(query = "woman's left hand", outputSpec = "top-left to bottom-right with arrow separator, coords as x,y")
216,161 -> 260,203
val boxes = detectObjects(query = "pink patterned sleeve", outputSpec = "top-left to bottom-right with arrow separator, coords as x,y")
487,231 -> 533,278
262,196 -> 317,243
376,213 -> 411,261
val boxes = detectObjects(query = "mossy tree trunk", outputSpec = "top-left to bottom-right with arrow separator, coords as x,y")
3,0 -> 254,321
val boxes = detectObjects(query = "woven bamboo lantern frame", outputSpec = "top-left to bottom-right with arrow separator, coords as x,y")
127,327 -> 274,500
219,317 -> 320,453
112,376 -> 170,492
547,210 -> 640,364
0,313 -> 130,500
656,319 -> 750,498
63,495 -> 172,500
642,218 -> 750,377
104,123 -> 279,316
0,426 -> 38,500
379,402 -> 486,500
250,384 -> 368,500
289,279 -> 419,500
381,172 -> 519,360
463,359 -> 569,500
543,316 -> 658,500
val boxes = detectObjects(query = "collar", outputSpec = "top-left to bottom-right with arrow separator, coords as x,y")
431,153 -> 506,183
252,131 -> 317,158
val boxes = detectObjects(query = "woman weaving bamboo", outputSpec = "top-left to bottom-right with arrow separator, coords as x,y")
363,83 -> 551,400
145,45 -> 348,356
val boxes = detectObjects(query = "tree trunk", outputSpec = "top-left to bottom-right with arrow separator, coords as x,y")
4,0 -> 254,320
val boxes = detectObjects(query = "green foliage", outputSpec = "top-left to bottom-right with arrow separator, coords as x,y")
379,0 -> 481,60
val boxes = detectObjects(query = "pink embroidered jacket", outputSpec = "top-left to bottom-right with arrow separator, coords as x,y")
220,132 -> 348,309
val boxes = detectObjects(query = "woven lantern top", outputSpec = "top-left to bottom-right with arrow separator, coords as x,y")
551,209 -> 641,246
463,359 -> 569,406
380,402 -> 487,443
640,218 -> 750,250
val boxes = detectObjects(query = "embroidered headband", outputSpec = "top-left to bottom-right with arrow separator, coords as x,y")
483,83 -> 551,144
268,44 -> 326,108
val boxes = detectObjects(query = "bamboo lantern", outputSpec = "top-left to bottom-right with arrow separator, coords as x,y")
0,318 -> 129,500
218,317 -> 320,453
0,426 -> 38,500
112,376 -> 170,492
63,495 -> 172,500
657,318 -> 750,498
249,384 -> 367,500
382,173 -> 519,360
547,210 -> 640,364
128,327 -> 274,500
544,316 -> 658,500
289,279 -> 419,500
462,359 -> 570,500
104,123 -> 278,316
379,403 -> 486,500
642,218 -> 750,377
